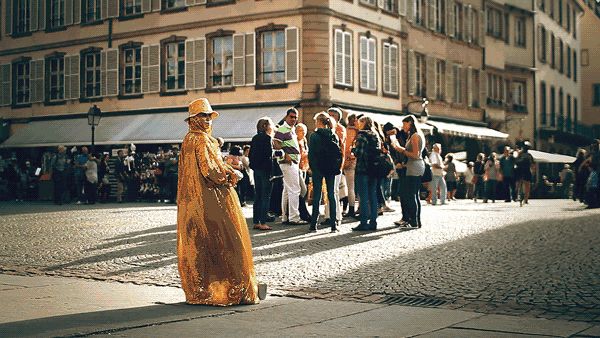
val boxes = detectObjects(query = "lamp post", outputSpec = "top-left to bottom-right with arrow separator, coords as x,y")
404,97 -> 429,123
87,105 -> 102,153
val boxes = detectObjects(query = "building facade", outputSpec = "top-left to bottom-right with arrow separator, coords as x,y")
579,0 -> 600,140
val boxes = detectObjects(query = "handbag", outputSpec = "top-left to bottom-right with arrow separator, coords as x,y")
371,151 -> 394,178
421,163 -> 433,183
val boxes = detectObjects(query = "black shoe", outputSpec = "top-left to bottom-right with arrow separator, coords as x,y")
308,224 -> 318,233
330,227 -> 339,233
266,216 -> 276,222
352,224 -> 373,231
505,200 -> 511,202
320,218 -> 331,226
288,220 -> 309,225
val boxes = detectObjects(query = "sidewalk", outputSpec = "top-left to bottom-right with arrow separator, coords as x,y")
1,274 -> 598,337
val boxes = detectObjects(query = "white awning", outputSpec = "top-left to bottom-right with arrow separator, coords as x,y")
529,150 -> 576,163
0,106 -> 288,148
344,109 -> 433,134
427,120 -> 509,140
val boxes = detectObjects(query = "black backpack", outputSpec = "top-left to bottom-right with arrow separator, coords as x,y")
318,132 -> 343,176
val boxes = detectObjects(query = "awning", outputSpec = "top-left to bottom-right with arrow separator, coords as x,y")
427,120 -> 509,140
344,109 -> 433,134
529,150 -> 576,163
0,106 -> 288,148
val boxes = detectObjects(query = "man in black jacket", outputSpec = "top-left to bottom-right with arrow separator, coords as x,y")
249,117 -> 275,230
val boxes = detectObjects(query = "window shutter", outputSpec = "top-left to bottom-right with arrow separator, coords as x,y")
479,71 -> 486,106
39,0 -> 46,30
344,32 -> 352,86
399,0 -> 406,16
196,0 -> 206,3
29,60 -> 44,103
466,5 -> 473,43
360,37 -> 368,90
65,0 -> 73,25
390,44 -> 398,94
142,0 -> 151,12
378,0 -> 384,9
445,61 -> 453,103
428,0 -> 436,30
152,0 -> 161,11
185,39 -> 195,90
245,33 -> 255,86
406,0 -> 414,22
383,43 -> 390,93
195,38 -> 206,89
31,0 -> 39,31
0,64 -> 11,106
479,10 -> 485,46
64,57 -> 72,99
425,56 -> 435,99
407,49 -> 415,96
447,0 -> 455,37
142,44 -> 160,93
73,0 -> 80,24
102,49 -> 118,96
64,55 -> 80,100
334,30 -> 343,85
5,0 -> 12,36
233,33 -> 245,87
369,39 -> 376,90
186,0 -> 193,6
107,0 -> 118,18
285,27 -> 299,83
467,66 -> 472,107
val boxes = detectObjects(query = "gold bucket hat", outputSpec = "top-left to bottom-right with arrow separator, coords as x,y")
185,98 -> 219,121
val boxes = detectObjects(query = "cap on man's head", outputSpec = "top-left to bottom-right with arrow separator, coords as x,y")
383,122 -> 395,133
185,98 -> 219,121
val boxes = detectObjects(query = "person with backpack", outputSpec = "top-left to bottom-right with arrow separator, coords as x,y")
320,107 -> 347,227
308,112 -> 342,233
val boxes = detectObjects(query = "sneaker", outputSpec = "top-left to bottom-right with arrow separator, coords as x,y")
320,218 -> 331,226
382,205 -> 395,212
76,201 -> 82,205
394,220 -> 409,227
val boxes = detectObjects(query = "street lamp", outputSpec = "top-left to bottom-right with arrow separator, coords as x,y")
404,97 -> 429,123
87,105 -> 102,153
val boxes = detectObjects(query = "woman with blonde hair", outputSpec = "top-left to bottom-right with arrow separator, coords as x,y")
249,116 -> 275,230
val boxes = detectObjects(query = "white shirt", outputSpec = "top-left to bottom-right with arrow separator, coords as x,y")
429,151 -> 444,176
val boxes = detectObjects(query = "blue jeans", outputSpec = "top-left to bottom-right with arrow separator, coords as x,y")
485,179 -> 498,201
356,174 -> 378,228
401,176 -> 422,226
311,171 -> 337,226
252,169 -> 272,224
430,175 -> 447,205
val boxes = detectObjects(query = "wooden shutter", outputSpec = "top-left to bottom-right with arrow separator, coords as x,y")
245,33 -> 255,86
479,9 -> 485,46
447,0 -> 455,37
185,39 -> 194,90
467,66 -> 473,107
5,0 -> 12,36
152,0 -> 160,11
233,33 -> 245,87
64,55 -> 80,100
335,30 -> 343,85
445,61 -> 453,103
30,60 -> 45,103
39,0 -> 46,30
0,64 -> 11,106
378,0 -> 384,9
383,43 -> 390,93
425,56 -> 435,99
101,49 -> 118,96
195,38 -> 206,89
368,38 -> 376,90
142,44 -> 160,93
65,0 -> 73,25
344,32 -> 352,86
406,0 -> 414,22
285,27 -> 299,83
466,5 -> 472,43
399,0 -> 406,16
407,49 -> 415,96
142,0 -> 151,12
107,0 -> 118,18
428,0 -> 436,30
479,70 -> 486,107
73,0 -> 80,24
390,44 -> 398,94
31,0 -> 39,31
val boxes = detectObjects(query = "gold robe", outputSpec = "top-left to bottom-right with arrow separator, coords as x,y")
177,124 -> 259,306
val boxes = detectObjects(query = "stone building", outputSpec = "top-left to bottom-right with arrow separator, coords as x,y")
578,0 -> 600,141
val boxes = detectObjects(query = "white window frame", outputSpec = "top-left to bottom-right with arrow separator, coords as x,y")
83,51 -> 102,98
15,0 -> 31,34
211,35 -> 233,88
512,81 -> 526,106
123,0 -> 143,16
49,0 -> 65,29
435,59 -> 445,100
82,0 -> 102,23
359,35 -> 377,91
15,61 -> 30,104
122,46 -> 142,95
260,30 -> 286,85
48,57 -> 65,101
415,53 -> 425,97
165,41 -> 186,91
515,17 -> 526,47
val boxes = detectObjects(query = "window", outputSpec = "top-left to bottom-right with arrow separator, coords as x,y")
415,0 -> 426,26
163,0 -> 185,10
515,17 -> 526,47
122,46 -> 142,95
454,2 -> 463,39
539,26 -> 547,63
14,61 -> 30,104
49,0 -> 65,29
382,0 -> 397,12
566,3 -> 571,32
260,30 -> 285,85
567,45 -> 571,78
472,69 -> 480,107
558,0 -> 563,25
487,73 -> 504,105
549,0 -> 554,18
550,86 -> 556,127
550,34 -> 556,68
540,82 -> 547,125
559,39 -> 564,73
360,0 -> 377,5
122,0 -> 142,16
82,0 -> 102,23
47,56 -> 65,101
573,50 -> 577,82
453,65 -> 462,103
435,60 -> 445,100
382,42 -> 398,95
574,98 -> 578,131
538,0 -> 545,11
82,51 -> 101,98
593,84 -> 600,106
164,41 -> 185,91
573,8 -> 577,38
435,0 -> 445,33
512,81 -> 526,107
566,94 -> 572,131
210,36 -> 232,88
487,6 -> 504,39
15,0 -> 31,34
558,89 -> 564,130
414,53 -> 425,97
334,29 -> 353,88
359,35 -> 376,91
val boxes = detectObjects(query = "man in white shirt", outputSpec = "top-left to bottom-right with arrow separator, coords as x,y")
429,143 -> 447,205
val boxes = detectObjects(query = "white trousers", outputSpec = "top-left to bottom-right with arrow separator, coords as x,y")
280,162 -> 301,222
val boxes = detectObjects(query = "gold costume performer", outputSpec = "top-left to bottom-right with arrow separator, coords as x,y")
177,98 -> 259,306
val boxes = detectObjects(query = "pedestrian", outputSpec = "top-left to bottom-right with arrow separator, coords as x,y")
500,146 -> 517,202
343,113 -> 359,218
351,115 -> 380,231
50,145 -> 68,205
273,107 -> 308,225
559,164 -> 574,199
98,154 -> 111,203
444,153 -> 458,201
241,145 -> 254,203
515,141 -> 535,206
464,162 -> 475,199
23,160 -> 38,201
483,152 -> 500,203
375,121 -> 394,214
165,152 -> 179,204
390,115 -> 426,229
249,117 -> 275,230
115,150 -> 127,203
125,149 -> 138,202
295,123 -> 312,223
473,153 -> 485,202
226,146 -> 245,204
308,112 -> 342,233
84,153 -> 99,204
321,107 -> 347,225
429,143 -> 447,205
74,146 -> 89,204
572,149 -> 587,202
177,98 -> 260,306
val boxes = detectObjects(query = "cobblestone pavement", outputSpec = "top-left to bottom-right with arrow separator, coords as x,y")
1,199 -> 599,322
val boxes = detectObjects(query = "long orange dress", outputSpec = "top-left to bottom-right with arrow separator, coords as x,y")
177,120 -> 259,306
